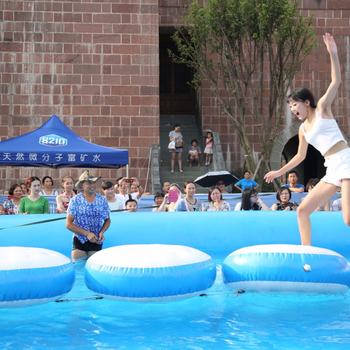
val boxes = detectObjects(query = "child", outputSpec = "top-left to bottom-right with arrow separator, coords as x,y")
152,192 -> 165,212
265,33 -> 350,246
204,131 -> 213,166
188,139 -> 202,167
125,199 -> 138,212
0,204 -> 5,215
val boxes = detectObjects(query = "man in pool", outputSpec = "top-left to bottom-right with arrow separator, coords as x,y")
66,170 -> 111,262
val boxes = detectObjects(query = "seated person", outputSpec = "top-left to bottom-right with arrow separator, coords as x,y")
162,181 -> 171,194
3,183 -> 23,215
152,192 -> 165,212
216,180 -> 228,194
282,170 -> 305,193
234,189 -> 270,211
271,187 -> 298,211
184,181 -> 202,211
158,183 -> 183,212
0,204 -> 5,215
39,176 -> 59,196
125,199 -> 138,212
203,186 -> 231,211
20,183 -> 28,196
332,197 -> 342,211
188,139 -> 202,167
234,171 -> 259,192
301,178 -> 330,211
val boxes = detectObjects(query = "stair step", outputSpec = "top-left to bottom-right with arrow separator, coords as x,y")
159,114 -> 206,191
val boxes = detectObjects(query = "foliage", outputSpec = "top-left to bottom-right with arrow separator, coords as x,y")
171,0 -> 317,182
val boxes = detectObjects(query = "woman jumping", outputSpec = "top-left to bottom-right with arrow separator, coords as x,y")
265,33 -> 350,245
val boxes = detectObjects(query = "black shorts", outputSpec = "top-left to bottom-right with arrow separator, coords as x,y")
72,236 -> 103,252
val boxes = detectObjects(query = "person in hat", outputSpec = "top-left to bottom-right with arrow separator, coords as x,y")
66,170 -> 111,262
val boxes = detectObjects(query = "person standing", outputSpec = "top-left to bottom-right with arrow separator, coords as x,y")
66,170 -> 110,262
102,181 -> 123,211
234,171 -> 259,192
169,124 -> 184,173
19,177 -> 49,214
265,34 -> 350,246
56,176 -> 76,214
115,177 -> 143,209
204,131 -> 213,166
282,170 -> 305,193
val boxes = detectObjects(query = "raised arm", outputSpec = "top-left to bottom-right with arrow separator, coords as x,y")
317,33 -> 341,114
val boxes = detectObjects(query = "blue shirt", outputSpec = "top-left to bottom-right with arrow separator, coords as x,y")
67,193 -> 110,244
282,184 -> 305,190
236,178 -> 258,191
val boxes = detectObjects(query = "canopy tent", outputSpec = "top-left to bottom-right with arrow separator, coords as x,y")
0,115 -> 128,169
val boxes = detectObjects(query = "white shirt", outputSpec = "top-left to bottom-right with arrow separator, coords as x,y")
108,199 -> 123,211
115,193 -> 139,209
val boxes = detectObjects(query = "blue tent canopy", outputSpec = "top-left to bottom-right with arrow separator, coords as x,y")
0,115 -> 128,169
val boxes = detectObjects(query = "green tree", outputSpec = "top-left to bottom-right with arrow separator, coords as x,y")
171,0 -> 316,186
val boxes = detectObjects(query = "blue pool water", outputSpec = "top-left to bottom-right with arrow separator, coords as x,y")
1,253 -> 350,350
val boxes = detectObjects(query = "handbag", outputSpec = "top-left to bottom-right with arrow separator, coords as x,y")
175,138 -> 184,148
168,140 -> 175,150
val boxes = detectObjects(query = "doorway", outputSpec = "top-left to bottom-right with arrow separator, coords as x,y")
283,135 -> 326,186
159,33 -> 195,115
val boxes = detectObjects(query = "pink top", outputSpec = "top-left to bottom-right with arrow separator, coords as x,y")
300,109 -> 346,156
205,137 -> 213,148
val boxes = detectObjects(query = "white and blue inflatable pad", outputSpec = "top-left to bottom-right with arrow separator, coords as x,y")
85,244 -> 216,301
222,244 -> 350,294
0,247 -> 75,308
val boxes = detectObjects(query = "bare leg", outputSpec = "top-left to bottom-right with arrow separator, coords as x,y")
195,156 -> 201,166
341,179 -> 350,226
87,251 -> 99,258
71,249 -> 87,262
177,152 -> 182,171
297,181 -> 339,245
171,152 -> 176,171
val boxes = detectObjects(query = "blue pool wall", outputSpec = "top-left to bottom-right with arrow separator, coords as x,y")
1,210 -> 349,258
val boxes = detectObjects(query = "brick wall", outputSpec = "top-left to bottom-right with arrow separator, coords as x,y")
199,0 -> 350,172
0,0 -> 159,192
1,0 -> 350,193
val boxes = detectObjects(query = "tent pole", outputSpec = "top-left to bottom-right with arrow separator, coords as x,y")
126,164 -> 129,178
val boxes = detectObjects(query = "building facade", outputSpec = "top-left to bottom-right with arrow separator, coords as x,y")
0,0 -> 349,191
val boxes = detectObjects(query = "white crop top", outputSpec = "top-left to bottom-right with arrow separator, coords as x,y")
300,109 -> 346,156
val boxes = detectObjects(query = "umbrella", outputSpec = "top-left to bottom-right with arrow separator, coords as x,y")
194,171 -> 239,188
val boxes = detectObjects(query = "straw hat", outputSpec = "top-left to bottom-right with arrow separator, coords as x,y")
75,170 -> 101,191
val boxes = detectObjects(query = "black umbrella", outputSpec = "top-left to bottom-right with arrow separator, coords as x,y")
194,171 -> 239,188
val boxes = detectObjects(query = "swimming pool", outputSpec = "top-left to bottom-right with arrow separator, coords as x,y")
1,253 -> 350,350
1,211 -> 350,349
